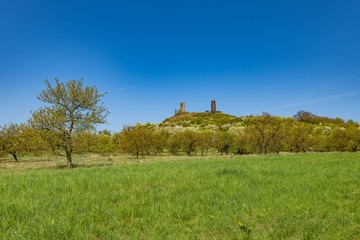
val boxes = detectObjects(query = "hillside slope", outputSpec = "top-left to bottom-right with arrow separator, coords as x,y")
160,112 -> 244,131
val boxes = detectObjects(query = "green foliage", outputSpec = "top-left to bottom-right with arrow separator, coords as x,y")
30,79 -> 109,167
167,132 -> 183,155
294,110 -> 346,125
212,131 -> 234,155
244,113 -> 288,154
94,133 -> 115,155
1,153 -> 360,239
159,111 -> 360,155
232,130 -> 251,155
162,112 -> 243,130
117,125 -> 166,159
178,130 -> 198,156
0,123 -> 37,161
329,127 -> 350,152
196,130 -> 215,155
285,122 -> 315,153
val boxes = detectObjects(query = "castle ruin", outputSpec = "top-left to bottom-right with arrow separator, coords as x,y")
175,100 -> 218,115
175,102 -> 186,115
211,100 -> 216,114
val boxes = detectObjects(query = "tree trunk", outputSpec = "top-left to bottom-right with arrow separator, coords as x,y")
66,151 -> 73,168
12,152 -> 18,162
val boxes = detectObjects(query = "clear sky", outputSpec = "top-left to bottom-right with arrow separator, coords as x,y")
1,0 -> 360,132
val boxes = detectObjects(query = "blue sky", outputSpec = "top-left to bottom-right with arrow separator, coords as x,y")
1,0 -> 360,132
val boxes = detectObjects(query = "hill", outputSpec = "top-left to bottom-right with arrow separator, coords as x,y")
160,112 -> 244,131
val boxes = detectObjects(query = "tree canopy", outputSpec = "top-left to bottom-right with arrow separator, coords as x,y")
30,79 -> 109,167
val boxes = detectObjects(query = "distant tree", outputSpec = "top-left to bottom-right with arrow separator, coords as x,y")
117,125 -> 155,159
294,110 -> 318,123
29,122 -> 63,156
314,124 -> 336,152
93,133 -> 114,155
72,131 -> 97,154
329,127 -> 350,152
232,130 -> 251,155
98,129 -> 111,136
166,130 -> 200,156
212,131 -> 234,155
286,122 -> 315,153
30,79 -> 109,168
180,130 -> 198,156
196,130 -> 214,155
151,130 -> 168,155
245,113 -> 287,154
0,123 -> 30,161
346,126 -> 360,152
168,133 -> 183,155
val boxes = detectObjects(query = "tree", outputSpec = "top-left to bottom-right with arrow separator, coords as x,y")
286,122 -> 315,153
0,123 -> 30,161
117,125 -> 155,159
232,130 -> 251,155
30,79 -> 109,168
151,130 -> 168,155
346,126 -> 360,152
212,131 -> 234,155
167,132 -> 183,155
179,130 -> 198,156
196,130 -> 214,155
93,132 -> 115,156
245,113 -> 287,154
293,110 -> 318,123
72,131 -> 97,154
329,127 -> 350,152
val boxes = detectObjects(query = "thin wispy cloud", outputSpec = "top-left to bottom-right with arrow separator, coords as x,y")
265,91 -> 360,111
104,86 -> 137,94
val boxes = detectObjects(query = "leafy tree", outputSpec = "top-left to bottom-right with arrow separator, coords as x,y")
346,126 -> 360,152
286,122 -> 315,153
117,125 -> 155,159
98,129 -> 111,136
245,113 -> 287,154
329,127 -> 350,152
72,131 -> 97,154
72,130 -> 114,156
93,132 -> 115,155
196,130 -> 214,155
166,130 -> 200,156
310,126 -> 328,152
30,79 -> 109,168
212,131 -> 234,155
179,130 -> 198,156
232,130 -> 251,155
151,130 -> 168,155
0,123 -> 31,161
167,133 -> 183,155
293,110 -> 318,123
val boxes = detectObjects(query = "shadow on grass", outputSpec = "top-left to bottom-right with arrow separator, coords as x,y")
55,162 -> 114,169
0,158 -> 52,163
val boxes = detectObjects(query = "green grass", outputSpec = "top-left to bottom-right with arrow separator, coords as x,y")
1,153 -> 360,239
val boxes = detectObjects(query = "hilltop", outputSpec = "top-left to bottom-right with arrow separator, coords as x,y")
158,100 -> 245,131
159,112 -> 244,131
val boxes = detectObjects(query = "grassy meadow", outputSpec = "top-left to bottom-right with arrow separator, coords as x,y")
1,153 -> 360,239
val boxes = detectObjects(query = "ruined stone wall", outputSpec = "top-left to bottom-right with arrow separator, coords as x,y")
177,102 -> 186,114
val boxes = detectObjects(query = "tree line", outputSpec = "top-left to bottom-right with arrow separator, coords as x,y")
114,113 -> 360,158
1,80 -> 360,167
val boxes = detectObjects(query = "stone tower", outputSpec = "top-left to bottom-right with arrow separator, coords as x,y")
211,100 -> 216,114
178,102 -> 186,114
